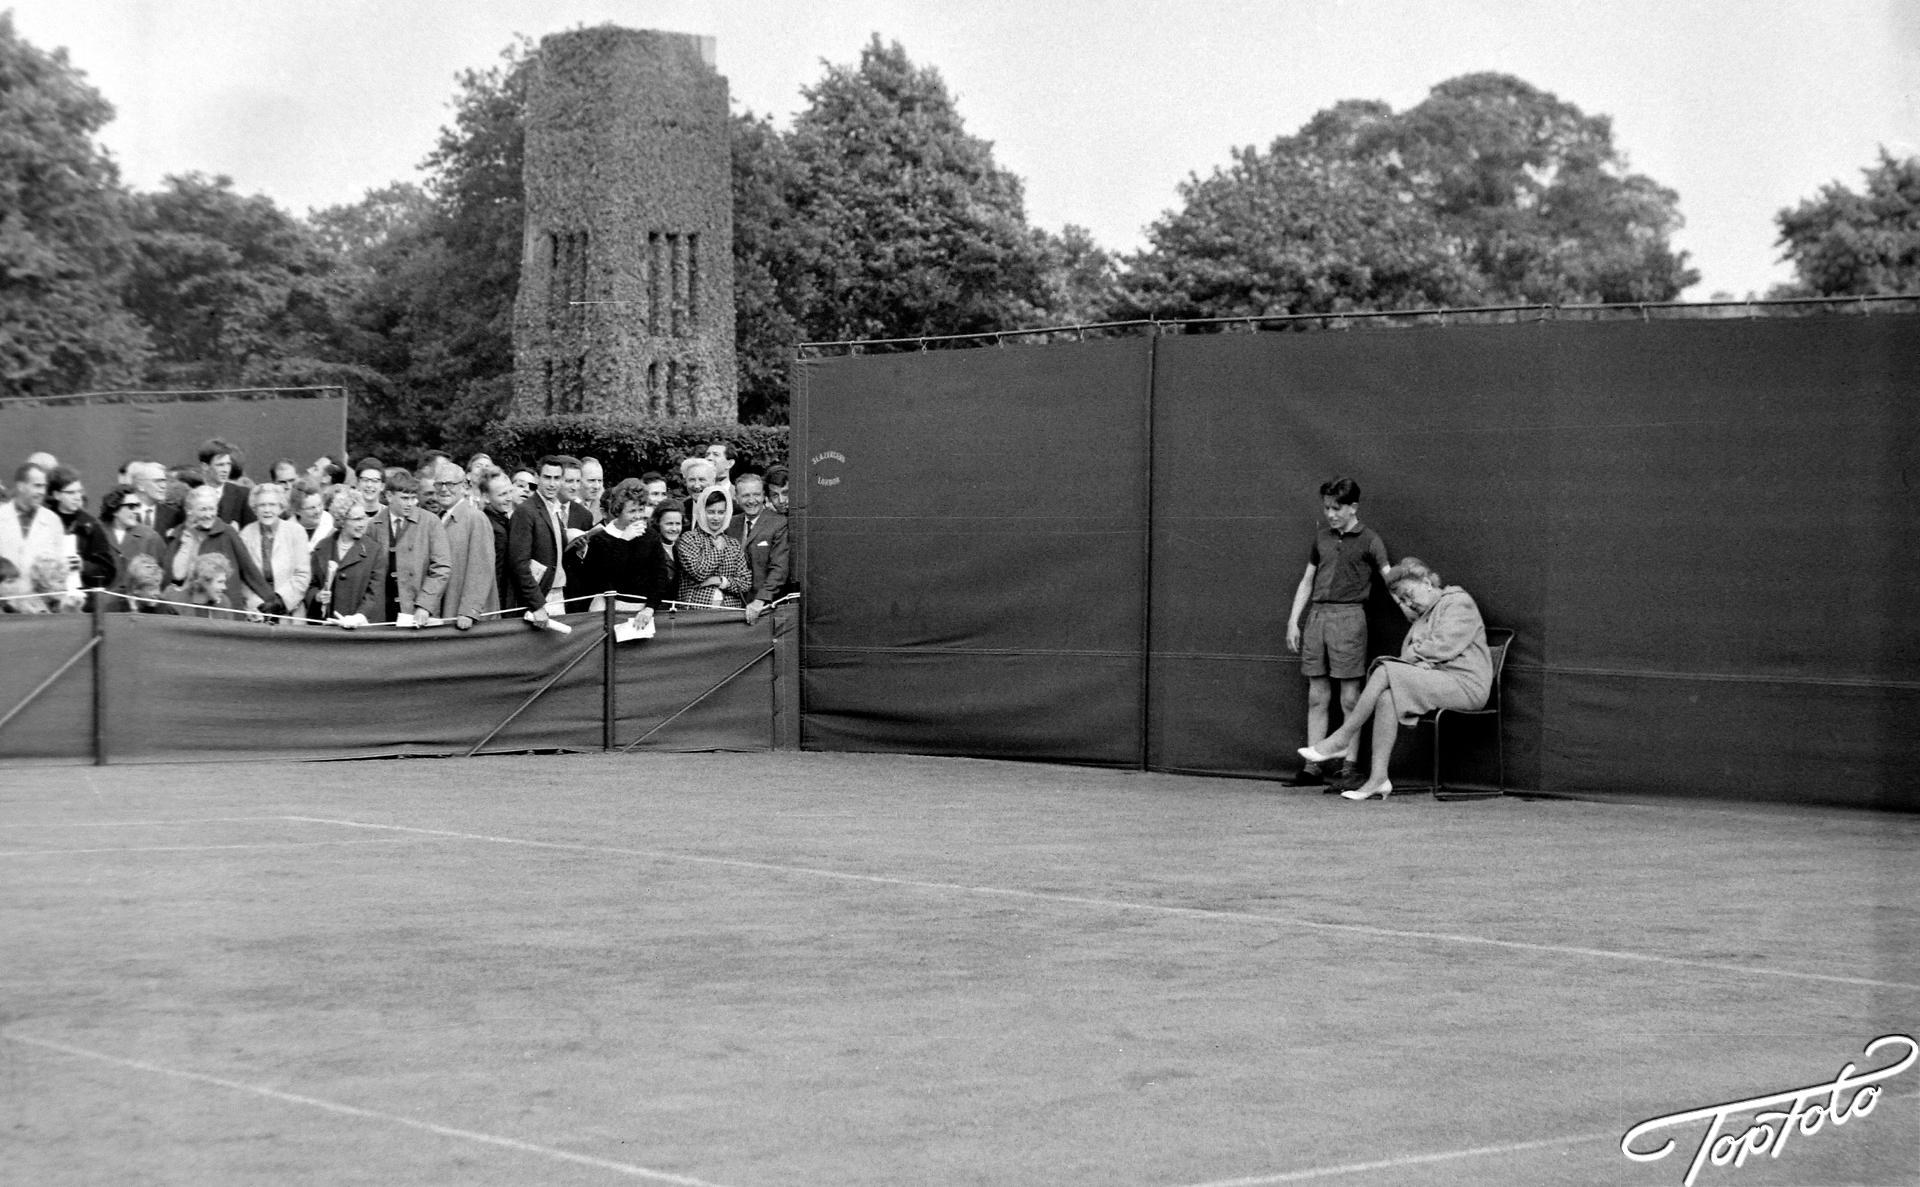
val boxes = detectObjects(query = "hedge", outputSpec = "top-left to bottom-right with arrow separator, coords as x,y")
488,415 -> 790,484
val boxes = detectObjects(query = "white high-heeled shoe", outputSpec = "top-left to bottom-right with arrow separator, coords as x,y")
1298,742 -> 1349,764
1340,781 -> 1392,801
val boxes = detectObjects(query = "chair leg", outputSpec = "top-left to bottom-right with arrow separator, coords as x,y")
1431,711 -> 1443,794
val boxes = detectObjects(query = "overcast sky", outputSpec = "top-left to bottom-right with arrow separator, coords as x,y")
10,0 -> 1917,300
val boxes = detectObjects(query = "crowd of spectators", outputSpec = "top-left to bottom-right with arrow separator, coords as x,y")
0,439 -> 795,630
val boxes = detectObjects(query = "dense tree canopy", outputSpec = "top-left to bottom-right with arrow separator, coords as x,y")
1775,149 -> 1920,297
1116,74 -> 1698,319
124,172 -> 350,387
784,37 -> 1053,343
731,111 -> 811,424
5,22 -> 1732,440
318,38 -> 533,457
0,13 -> 149,395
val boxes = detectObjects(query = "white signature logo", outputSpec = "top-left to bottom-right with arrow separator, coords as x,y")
811,450 -> 845,486
1620,1033 -> 1916,1185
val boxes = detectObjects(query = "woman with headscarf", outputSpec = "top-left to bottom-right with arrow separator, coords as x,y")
675,485 -> 751,609
1298,557 -> 1492,801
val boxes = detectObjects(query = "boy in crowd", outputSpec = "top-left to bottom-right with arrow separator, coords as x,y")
1285,477 -> 1390,788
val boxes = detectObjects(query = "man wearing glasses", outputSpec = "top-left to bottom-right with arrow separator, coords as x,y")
430,460 -> 497,629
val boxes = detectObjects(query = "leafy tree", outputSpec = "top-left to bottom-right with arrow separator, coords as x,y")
1116,100 -> 1472,319
1033,224 -> 1121,327
125,172 -> 352,387
732,111 -> 812,424
0,13 -> 149,394
1115,74 -> 1697,320
785,37 -> 1053,343
307,181 -> 432,272
1775,149 -> 1920,297
325,38 -> 533,459
1386,73 -> 1697,304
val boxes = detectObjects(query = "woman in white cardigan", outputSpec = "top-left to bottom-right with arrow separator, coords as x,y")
1299,557 -> 1492,801
238,483 -> 310,620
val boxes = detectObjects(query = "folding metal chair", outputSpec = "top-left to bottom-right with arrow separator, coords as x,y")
1415,627 -> 1514,801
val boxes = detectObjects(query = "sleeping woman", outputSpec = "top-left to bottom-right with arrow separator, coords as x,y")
1298,557 -> 1492,801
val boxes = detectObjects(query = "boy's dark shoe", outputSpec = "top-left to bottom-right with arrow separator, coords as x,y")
1326,762 -> 1366,792
1282,763 -> 1328,787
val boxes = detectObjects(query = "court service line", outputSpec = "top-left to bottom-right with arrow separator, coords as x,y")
1174,1089 -> 1920,1187
4,1032 -> 734,1187
0,838 -> 440,857
1171,1129 -> 1619,1186
282,816 -> 1920,993
0,816 -> 299,829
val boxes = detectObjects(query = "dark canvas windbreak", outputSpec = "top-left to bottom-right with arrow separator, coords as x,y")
794,339 -> 1153,766
795,313 -> 1920,810
0,391 -> 347,486
0,605 -> 798,765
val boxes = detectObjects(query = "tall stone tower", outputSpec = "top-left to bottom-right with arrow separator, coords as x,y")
513,28 -> 736,421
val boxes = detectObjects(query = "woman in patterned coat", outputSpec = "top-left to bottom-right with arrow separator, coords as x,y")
675,485 -> 752,609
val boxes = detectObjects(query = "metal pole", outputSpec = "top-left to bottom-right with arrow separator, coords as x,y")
602,596 -> 616,751
1136,333 -> 1158,772
91,594 -> 107,766
466,637 -> 600,757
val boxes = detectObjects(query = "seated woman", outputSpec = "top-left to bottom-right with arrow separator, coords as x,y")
119,554 -> 177,614
179,553 -> 234,618
1299,557 -> 1492,801
27,555 -> 82,612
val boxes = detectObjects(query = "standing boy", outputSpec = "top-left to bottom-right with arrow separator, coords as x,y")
1285,477 -> 1390,787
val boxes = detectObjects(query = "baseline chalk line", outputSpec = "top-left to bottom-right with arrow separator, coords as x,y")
282,816 -> 1920,993
4,1032 -> 734,1186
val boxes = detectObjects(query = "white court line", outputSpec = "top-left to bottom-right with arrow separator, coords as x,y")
1172,1129 -> 1619,1186
0,816 -> 300,829
0,838 -> 439,857
283,816 -> 1920,993
4,1032 -> 734,1187
1172,1090 -> 1920,1187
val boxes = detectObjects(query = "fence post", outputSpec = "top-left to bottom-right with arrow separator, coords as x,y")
90,594 -> 107,766
602,596 -> 616,751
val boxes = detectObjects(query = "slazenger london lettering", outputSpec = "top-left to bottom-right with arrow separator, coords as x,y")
1619,1034 -> 1916,1186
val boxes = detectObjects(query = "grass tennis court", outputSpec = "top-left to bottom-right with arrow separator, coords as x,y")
4,752 -> 1915,1186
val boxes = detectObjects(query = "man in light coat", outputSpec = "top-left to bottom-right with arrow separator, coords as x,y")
1,461 -> 65,583
380,470 -> 451,626
427,460 -> 497,629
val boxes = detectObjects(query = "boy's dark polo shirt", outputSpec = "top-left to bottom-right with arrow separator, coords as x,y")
1308,522 -> 1388,603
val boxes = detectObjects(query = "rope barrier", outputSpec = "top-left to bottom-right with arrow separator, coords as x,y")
0,588 -> 801,629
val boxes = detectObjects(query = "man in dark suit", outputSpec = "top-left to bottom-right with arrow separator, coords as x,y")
728,473 -> 790,626
199,438 -> 254,528
481,471 -> 518,612
507,455 -> 592,625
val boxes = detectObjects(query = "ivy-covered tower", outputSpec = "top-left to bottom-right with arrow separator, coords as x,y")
513,27 -> 736,420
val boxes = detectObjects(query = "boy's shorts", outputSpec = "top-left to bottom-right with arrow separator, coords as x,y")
1301,603 -> 1367,679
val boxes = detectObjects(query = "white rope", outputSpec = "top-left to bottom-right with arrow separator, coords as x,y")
0,587 -> 800,627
